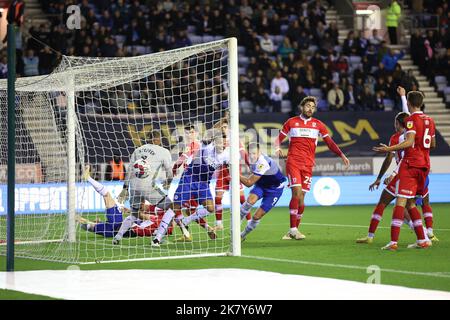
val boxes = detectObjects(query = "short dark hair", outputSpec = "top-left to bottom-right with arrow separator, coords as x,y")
395,112 -> 409,127
184,123 -> 196,131
299,96 -> 317,107
407,91 -> 424,109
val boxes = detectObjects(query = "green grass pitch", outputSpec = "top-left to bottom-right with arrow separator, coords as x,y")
1,203 -> 450,299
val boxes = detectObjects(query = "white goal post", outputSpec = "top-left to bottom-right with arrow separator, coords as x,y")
0,38 -> 241,264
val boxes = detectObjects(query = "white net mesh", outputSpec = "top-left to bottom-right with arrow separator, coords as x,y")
0,39 -> 239,264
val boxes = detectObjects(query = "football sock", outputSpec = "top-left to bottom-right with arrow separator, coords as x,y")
368,203 -> 386,236
189,199 -> 199,215
154,208 -> 175,242
242,218 -> 261,237
391,205 -> 404,243
87,176 -> 108,196
296,205 -> 305,228
182,207 -> 209,226
289,196 -> 300,228
114,215 -> 137,241
197,217 -> 208,229
421,205 -> 433,230
408,207 -> 426,241
215,196 -> 223,225
240,201 -> 253,221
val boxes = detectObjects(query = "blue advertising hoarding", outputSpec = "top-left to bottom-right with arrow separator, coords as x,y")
1,174 -> 449,215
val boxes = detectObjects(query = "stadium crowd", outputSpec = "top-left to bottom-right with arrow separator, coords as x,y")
0,0 -> 449,113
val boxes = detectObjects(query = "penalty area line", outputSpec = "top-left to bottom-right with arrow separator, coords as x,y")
241,255 -> 450,279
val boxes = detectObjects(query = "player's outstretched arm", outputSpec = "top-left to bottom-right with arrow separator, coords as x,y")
274,131 -> 287,158
370,152 -> 394,191
240,174 -> 261,188
373,132 -> 415,153
323,136 -> 350,168
397,86 -> 409,114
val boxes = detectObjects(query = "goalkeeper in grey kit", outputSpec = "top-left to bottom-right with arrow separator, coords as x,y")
113,131 -> 174,245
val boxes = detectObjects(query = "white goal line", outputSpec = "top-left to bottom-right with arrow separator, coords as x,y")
0,239 -> 64,246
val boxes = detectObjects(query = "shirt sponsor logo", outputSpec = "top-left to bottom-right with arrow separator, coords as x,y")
290,127 -> 319,138
401,189 -> 413,195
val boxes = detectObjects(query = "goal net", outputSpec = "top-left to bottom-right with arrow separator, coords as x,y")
0,38 -> 241,264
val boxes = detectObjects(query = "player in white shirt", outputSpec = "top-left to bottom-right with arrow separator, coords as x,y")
113,131 -> 175,245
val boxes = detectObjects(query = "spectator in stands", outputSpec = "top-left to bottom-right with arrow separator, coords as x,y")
291,85 -> 308,110
319,32 -> 335,55
277,37 -> 295,59
100,10 -> 114,29
101,37 -> 118,57
381,49 -> 405,72
332,55 -> 349,76
375,92 -> 386,111
238,74 -> 252,101
6,0 -> 25,27
385,75 -> 398,105
126,19 -> 142,46
344,84 -> 359,111
0,56 -> 7,79
260,33 -> 275,54
254,86 -> 270,112
312,21 -> 327,45
23,49 -> 39,76
365,45 -> 378,69
270,86 -> 283,112
423,39 -> 436,79
326,22 -> 339,46
361,85 -> 377,111
38,46 -> 55,75
297,30 -> 311,50
354,77 -> 365,104
224,19 -> 240,39
369,29 -> 383,46
354,30 -> 369,56
327,83 -> 345,111
386,0 -> 402,45
240,0 -> 254,20
342,31 -> 357,56
271,70 -> 289,98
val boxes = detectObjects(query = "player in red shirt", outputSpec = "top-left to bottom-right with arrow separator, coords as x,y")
374,91 -> 436,250
213,118 -> 251,230
356,112 -> 430,243
275,96 -> 350,240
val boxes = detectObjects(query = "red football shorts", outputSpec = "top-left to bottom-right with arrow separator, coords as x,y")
132,213 -> 173,236
396,164 -> 429,199
286,160 -> 313,192
385,174 -> 399,197
215,166 -> 244,191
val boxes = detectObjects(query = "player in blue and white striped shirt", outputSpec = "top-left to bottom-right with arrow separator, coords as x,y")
240,143 -> 287,241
